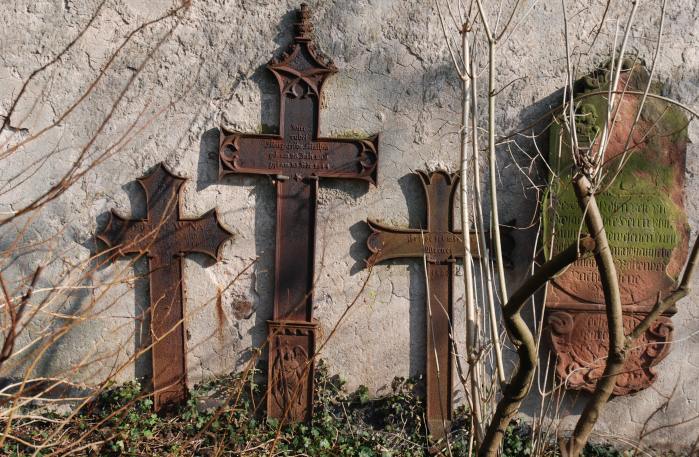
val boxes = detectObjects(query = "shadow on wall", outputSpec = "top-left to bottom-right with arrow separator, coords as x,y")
200,125 -> 276,374
351,173 -> 431,381
191,8 -> 302,378
0,230 -> 100,399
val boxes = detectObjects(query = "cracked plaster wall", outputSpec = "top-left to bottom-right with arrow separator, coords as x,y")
0,0 -> 698,451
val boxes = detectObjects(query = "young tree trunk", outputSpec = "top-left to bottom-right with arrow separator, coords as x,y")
561,174 -> 625,457
479,236 -> 595,457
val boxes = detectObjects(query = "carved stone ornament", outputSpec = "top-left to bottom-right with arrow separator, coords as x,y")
548,312 -> 673,395
98,163 -> 233,411
544,62 -> 689,395
218,4 -> 380,423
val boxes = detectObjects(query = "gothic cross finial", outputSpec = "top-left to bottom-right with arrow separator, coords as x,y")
294,3 -> 312,41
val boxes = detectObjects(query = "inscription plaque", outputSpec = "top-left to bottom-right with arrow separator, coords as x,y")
544,63 -> 689,394
218,4 -> 379,423
365,170 -> 480,439
98,163 -> 233,410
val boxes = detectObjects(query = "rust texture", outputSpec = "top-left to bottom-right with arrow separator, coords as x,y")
98,163 -> 233,411
365,170 -> 477,439
545,65 -> 689,394
218,4 -> 379,423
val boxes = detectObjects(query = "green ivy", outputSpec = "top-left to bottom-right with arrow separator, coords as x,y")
0,364 -> 683,456
582,443 -> 621,457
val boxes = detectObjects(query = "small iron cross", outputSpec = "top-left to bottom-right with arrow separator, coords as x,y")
98,163 -> 232,411
218,4 -> 378,423
366,170 -> 478,440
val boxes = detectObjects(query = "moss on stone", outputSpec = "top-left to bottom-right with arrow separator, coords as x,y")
255,123 -> 277,134
641,95 -> 690,143
330,129 -> 371,139
544,60 -> 687,276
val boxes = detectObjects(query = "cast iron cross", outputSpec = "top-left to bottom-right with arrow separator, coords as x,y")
218,4 -> 378,423
366,170 -> 478,440
98,163 -> 232,411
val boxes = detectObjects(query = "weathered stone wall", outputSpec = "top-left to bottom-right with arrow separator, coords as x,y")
1,0 -> 697,451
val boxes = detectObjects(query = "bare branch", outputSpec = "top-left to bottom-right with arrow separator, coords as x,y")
0,1 -> 107,138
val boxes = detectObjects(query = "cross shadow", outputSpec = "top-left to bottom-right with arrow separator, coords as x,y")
87,219 -> 149,384
348,221 -> 370,275
27,195 -> 155,389
196,127 -> 222,192
396,174 -> 429,379
355,172 -> 430,381
107,179 -> 153,385
195,8 -> 293,378
195,126 -> 273,373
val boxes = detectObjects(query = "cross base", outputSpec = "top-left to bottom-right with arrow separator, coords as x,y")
267,320 -> 318,423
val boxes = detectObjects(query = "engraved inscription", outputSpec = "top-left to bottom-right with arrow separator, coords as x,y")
266,123 -> 331,170
549,188 -> 682,306
406,232 -> 462,257
552,196 -> 678,254
266,143 -> 330,170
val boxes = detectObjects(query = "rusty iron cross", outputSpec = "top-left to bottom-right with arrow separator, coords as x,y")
366,170 -> 479,440
218,4 -> 379,423
98,163 -> 233,411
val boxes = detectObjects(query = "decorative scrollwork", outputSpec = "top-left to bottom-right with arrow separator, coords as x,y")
547,311 -> 673,395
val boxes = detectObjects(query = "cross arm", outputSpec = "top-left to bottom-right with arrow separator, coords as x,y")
177,209 -> 233,260
366,219 -> 476,265
219,129 -> 281,178
97,210 -> 149,256
219,128 -> 378,184
311,135 -> 378,184
366,219 -> 428,264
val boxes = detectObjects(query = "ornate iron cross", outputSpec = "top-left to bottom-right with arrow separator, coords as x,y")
218,4 -> 379,423
98,163 -> 233,411
366,170 -> 478,439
